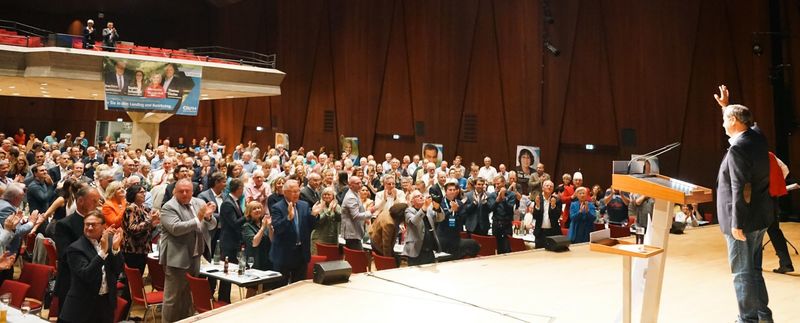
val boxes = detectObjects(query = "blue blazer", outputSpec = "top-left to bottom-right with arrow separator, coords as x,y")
269,199 -> 317,270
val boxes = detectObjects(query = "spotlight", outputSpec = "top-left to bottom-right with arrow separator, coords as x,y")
392,134 -> 400,140
544,41 -> 560,56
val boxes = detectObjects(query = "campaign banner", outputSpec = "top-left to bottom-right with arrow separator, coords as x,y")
103,57 -> 202,116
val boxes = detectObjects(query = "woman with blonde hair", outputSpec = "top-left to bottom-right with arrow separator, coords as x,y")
242,200 -> 273,296
101,180 -> 127,228
310,187 -> 342,254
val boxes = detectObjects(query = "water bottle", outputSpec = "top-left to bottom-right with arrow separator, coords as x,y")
212,244 -> 220,265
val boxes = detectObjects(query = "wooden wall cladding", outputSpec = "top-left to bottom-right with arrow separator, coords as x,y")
3,0 -> 799,212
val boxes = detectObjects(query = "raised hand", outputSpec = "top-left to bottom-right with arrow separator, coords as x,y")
312,201 -> 323,215
714,85 -> 729,108
112,229 -> 124,251
4,211 -> 21,231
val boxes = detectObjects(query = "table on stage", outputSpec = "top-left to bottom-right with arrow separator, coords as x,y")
147,252 -> 283,294
1,305 -> 47,322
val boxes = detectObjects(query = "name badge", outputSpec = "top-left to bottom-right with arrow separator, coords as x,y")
448,216 -> 456,228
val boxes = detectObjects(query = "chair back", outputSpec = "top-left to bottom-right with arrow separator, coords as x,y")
18,263 -> 55,302
185,273 -> 214,313
114,297 -> 128,323
459,231 -> 469,239
593,223 -> 606,232
0,280 -> 31,308
307,255 -> 327,279
471,234 -> 497,256
609,225 -> 631,238
343,247 -> 369,273
123,265 -> 147,305
508,236 -> 526,252
41,239 -> 58,270
315,243 -> 343,261
371,252 -> 397,271
146,257 -> 165,291
704,213 -> 713,222
24,234 -> 36,257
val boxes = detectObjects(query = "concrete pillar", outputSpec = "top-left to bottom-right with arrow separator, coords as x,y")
127,112 -> 173,150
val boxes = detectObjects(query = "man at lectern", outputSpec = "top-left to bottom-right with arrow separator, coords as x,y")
714,86 -> 774,323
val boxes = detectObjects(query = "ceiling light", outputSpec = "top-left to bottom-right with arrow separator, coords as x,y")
256,126 -> 264,132
226,96 -> 235,98
91,93 -> 98,96
42,94 -> 50,97
40,83 -> 48,86
41,91 -> 49,94
8,86 -> 15,89
67,96 -> 75,99
12,93 -> 20,96
201,94 -> 208,97
116,118 -> 123,122
40,87 -> 46,90
585,144 -> 595,150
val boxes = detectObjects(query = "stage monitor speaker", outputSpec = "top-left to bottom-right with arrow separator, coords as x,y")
313,260 -> 352,285
543,235 -> 571,252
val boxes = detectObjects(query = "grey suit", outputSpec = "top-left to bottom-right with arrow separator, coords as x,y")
340,189 -> 371,248
403,205 -> 442,263
159,197 -> 217,322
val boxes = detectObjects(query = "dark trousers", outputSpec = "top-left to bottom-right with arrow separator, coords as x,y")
344,239 -> 363,251
57,293 -> 113,323
218,246 -> 239,303
277,246 -> 307,286
766,218 -> 794,269
468,226 -> 489,236
495,234 -> 511,254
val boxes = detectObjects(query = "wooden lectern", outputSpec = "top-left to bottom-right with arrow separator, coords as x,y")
592,174 -> 712,323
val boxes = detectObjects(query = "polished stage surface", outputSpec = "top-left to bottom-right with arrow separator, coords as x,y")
183,223 -> 800,323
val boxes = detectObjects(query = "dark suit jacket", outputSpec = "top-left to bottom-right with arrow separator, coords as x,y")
54,212 -> 85,298
434,198 -> 468,254
102,28 -> 118,48
163,73 -> 195,98
219,194 -> 245,252
48,166 -> 62,186
461,191 -> 495,233
197,188 -> 221,231
532,193 -> 562,237
299,186 -> 320,206
59,236 -> 123,323
104,70 -> 132,94
26,179 -> 55,214
269,199 -> 317,270
716,128 -> 774,235
82,27 -> 94,48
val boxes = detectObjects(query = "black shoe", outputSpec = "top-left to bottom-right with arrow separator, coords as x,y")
772,266 -> 794,274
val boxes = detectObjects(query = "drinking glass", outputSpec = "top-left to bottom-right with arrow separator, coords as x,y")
247,257 -> 254,270
20,300 -> 30,316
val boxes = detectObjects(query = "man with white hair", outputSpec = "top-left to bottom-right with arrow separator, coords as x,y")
83,19 -> 95,49
0,183 -> 43,284
381,153 -> 393,174
478,157 -> 497,183
241,151 -> 257,174
373,175 -> 407,215
340,176 -> 372,250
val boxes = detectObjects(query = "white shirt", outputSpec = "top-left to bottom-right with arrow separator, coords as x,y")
541,195 -> 552,229
89,239 -> 119,295
478,166 -> 497,182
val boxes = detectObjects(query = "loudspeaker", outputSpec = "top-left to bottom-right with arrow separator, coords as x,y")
415,121 -> 426,136
543,235 -> 571,252
313,260 -> 352,285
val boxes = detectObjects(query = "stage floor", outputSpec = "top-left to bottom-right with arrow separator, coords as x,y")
183,223 -> 800,323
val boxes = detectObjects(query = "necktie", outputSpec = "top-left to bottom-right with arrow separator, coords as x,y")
117,75 -> 123,89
